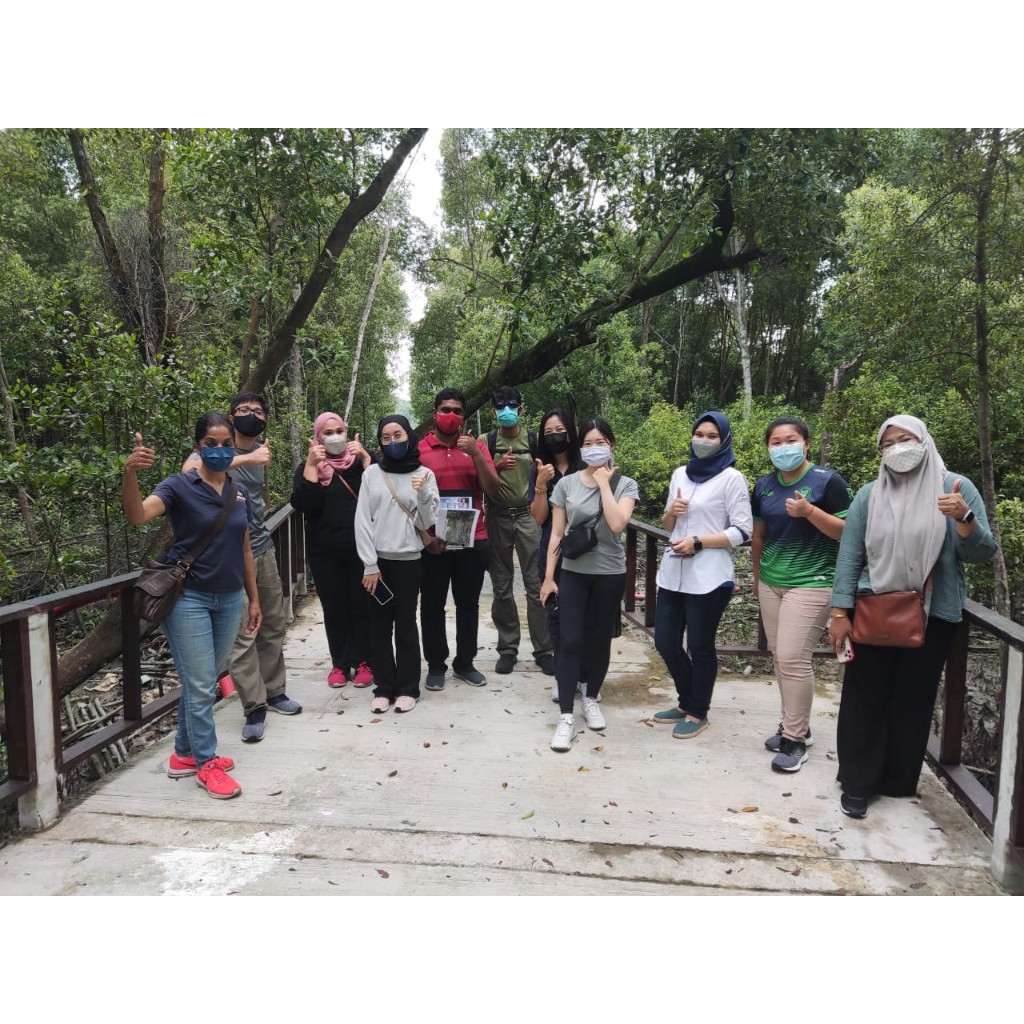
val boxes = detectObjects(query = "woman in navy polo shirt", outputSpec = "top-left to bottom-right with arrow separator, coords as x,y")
122,412 -> 261,800
751,416 -> 852,774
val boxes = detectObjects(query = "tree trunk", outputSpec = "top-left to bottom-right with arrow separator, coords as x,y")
819,356 -> 860,468
344,219 -> 392,422
144,130 -> 168,364
243,128 -> 427,394
715,236 -> 752,418
672,288 -> 686,407
237,297 -> 264,389
288,340 -> 304,469
0,341 -> 40,546
974,128 -> 1011,616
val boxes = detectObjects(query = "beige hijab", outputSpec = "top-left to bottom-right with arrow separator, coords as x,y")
865,415 -> 947,594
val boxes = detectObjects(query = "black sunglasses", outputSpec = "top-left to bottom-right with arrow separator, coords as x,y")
495,400 -> 520,410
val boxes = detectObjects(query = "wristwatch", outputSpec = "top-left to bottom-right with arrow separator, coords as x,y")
692,536 -> 703,553
959,509 -> 975,525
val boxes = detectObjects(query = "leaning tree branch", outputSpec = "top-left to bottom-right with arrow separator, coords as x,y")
242,128 -> 427,394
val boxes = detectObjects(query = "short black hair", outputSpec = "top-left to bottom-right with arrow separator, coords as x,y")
764,416 -> 810,444
434,387 -> 467,410
492,385 -> 521,407
195,411 -> 234,443
230,392 -> 269,416
538,408 -> 582,471
578,416 -> 615,446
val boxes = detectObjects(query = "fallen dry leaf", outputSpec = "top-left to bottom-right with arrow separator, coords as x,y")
593,746 -> 604,752
542,858 -> 554,867
423,741 -> 430,748
504,708 -> 512,715
501,782 -> 508,789
370,718 -> 381,723
791,868 -> 801,877
522,810 -> 534,819
577,765 -> 589,772
742,805 -> 758,813
376,869 -> 390,879
609,800 -> 618,806
788,817 -> 800,824
387,770 -> 398,778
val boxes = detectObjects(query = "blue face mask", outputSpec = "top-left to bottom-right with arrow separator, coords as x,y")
384,440 -> 409,460
200,446 -> 235,472
496,407 -> 519,428
769,442 -> 806,472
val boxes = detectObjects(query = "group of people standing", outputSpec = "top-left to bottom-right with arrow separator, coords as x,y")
122,386 -> 996,823
649,410 -> 995,820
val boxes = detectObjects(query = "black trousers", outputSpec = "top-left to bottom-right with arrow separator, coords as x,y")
556,569 -> 625,714
837,616 -> 957,799
420,542 -> 489,672
369,557 -> 423,700
309,550 -> 370,672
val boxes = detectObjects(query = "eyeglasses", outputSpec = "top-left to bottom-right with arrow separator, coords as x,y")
495,400 -> 520,411
234,406 -> 265,417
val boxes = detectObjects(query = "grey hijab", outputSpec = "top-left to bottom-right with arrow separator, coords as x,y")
865,415 -> 947,594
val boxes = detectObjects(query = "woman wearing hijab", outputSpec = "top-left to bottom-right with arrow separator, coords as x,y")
290,412 -> 373,688
652,411 -> 753,739
354,415 -> 440,714
829,415 -> 996,819
751,416 -> 853,773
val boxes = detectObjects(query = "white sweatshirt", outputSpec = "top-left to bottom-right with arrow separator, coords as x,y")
354,464 -> 439,575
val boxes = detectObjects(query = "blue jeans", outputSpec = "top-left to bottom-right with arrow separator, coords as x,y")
654,585 -> 733,720
162,588 -> 244,765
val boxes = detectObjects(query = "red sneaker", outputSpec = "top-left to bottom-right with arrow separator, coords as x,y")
352,662 -> 374,687
327,667 -> 348,688
196,759 -> 242,799
168,753 -> 235,778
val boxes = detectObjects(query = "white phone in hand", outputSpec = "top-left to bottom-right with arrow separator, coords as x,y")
837,637 -> 855,663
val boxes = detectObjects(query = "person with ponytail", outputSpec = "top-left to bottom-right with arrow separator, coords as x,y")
290,412 -> 373,692
354,415 -> 439,714
652,411 -> 753,740
829,415 -> 995,820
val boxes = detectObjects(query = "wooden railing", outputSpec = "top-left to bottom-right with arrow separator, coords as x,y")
0,505 -> 305,831
623,518 -> 1024,891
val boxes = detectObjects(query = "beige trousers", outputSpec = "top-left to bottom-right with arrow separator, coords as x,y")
758,585 -> 832,741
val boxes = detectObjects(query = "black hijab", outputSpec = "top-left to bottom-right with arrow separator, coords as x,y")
376,415 -> 421,474
685,410 -> 737,482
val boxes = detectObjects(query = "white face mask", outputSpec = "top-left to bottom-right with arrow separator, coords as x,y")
581,445 -> 612,467
882,441 -> 926,474
323,433 -> 348,456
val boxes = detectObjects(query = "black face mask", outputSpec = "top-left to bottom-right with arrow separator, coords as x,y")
233,413 -> 266,438
543,431 -> 569,455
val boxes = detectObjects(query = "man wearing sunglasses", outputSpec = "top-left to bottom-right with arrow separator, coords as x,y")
418,387 -> 500,690
481,386 -> 553,676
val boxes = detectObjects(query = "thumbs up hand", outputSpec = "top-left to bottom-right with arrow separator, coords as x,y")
938,477 -> 970,520
535,458 -> 555,489
348,431 -> 372,467
125,432 -> 156,473
670,487 -> 689,517
497,445 -> 517,472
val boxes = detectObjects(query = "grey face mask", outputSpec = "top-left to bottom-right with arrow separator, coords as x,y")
882,441 -> 926,474
323,434 -> 348,456
692,439 -> 721,459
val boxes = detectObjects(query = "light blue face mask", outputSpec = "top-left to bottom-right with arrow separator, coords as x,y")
496,407 -> 519,428
769,442 -> 806,472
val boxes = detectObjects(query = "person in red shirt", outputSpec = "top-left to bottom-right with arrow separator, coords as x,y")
418,388 -> 500,690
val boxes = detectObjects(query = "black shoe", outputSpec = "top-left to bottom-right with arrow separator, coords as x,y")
535,653 -> 555,676
495,654 -> 516,674
841,793 -> 868,819
453,665 -> 486,686
764,723 -> 813,752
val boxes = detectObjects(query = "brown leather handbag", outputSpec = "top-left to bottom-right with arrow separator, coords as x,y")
850,582 -> 930,649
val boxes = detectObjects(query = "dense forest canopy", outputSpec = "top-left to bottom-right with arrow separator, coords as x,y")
2,128 -> 1023,633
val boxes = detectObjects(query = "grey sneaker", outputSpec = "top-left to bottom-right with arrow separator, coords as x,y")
424,669 -> 447,691
771,737 -> 809,773
764,724 -> 813,752
551,714 -> 576,752
267,693 -> 302,715
453,665 -> 486,687
580,695 -> 606,731
242,707 -> 266,743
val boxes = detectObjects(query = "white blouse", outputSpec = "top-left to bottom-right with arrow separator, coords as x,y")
656,466 -> 753,595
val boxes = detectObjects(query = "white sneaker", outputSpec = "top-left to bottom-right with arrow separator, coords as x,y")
551,714 -> 576,752
580,695 -> 606,731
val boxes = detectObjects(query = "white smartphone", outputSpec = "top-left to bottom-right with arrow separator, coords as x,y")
372,580 -> 394,606
837,637 -> 855,663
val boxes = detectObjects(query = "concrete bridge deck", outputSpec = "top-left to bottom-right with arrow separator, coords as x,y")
0,588 -> 1002,895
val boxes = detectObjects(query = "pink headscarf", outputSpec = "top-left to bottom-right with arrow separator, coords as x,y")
314,411 -> 356,486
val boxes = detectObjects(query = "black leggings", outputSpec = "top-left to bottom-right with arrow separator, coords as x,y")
555,569 -> 625,714
309,550 -> 370,672
369,557 -> 423,700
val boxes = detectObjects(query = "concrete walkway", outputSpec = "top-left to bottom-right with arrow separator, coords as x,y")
0,586 -> 1002,895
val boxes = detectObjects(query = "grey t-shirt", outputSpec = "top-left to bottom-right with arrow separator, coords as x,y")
186,442 -> 272,556
550,472 -> 638,574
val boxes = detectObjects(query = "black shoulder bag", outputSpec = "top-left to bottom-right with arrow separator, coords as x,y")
560,473 -> 621,560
